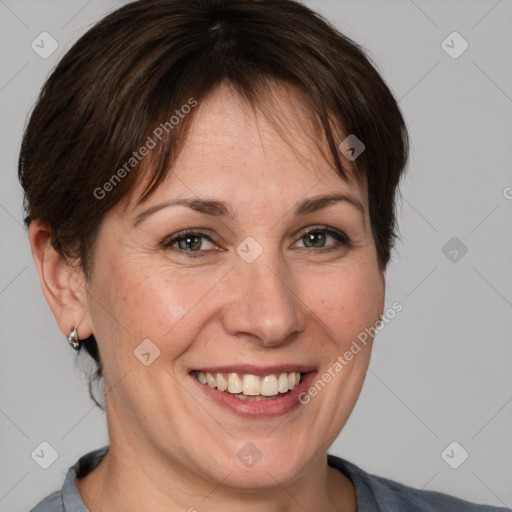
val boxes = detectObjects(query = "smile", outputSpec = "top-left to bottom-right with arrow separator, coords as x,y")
189,365 -> 317,418
193,370 -> 303,400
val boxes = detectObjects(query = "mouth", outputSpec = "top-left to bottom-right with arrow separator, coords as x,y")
192,370 -> 305,401
189,365 -> 317,418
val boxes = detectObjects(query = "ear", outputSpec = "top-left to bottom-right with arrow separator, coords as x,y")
28,220 -> 93,341
377,267 -> 386,319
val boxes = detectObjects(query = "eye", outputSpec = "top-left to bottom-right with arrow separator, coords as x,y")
293,226 -> 350,251
162,230 -> 217,256
161,226 -> 350,258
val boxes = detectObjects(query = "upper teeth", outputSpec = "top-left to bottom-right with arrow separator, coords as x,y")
196,371 -> 301,396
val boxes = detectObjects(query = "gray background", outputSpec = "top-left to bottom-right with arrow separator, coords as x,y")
1,0 -> 511,510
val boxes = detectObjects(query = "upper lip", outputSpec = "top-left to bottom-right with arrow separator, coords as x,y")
190,364 -> 316,376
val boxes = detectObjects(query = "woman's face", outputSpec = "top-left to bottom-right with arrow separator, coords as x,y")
84,84 -> 385,488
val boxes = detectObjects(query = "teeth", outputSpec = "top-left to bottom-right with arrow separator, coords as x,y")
242,374 -> 261,395
216,373 -> 228,392
261,375 -> 279,396
228,373 -> 243,394
196,371 -> 303,397
206,373 -> 217,388
278,373 -> 289,393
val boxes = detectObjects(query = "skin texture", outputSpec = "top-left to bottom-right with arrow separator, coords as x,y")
29,83 -> 385,512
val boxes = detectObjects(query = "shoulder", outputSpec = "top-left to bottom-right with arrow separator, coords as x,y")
29,491 -> 63,512
328,454 -> 511,512
371,474 -> 509,512
29,446 -> 109,512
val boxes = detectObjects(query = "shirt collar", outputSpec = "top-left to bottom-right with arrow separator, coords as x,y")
61,446 -> 109,512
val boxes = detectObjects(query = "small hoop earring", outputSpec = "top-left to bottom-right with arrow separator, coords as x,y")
68,326 -> 80,350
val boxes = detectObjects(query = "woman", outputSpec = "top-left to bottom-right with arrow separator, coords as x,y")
19,0 -> 509,511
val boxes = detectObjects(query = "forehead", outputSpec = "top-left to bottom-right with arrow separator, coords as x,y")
125,82 -> 367,213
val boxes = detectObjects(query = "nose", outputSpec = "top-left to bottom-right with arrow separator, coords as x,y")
221,248 -> 306,347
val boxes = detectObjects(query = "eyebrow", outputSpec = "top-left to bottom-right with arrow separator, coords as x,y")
132,192 -> 365,227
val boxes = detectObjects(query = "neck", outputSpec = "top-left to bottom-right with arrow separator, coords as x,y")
77,439 -> 356,512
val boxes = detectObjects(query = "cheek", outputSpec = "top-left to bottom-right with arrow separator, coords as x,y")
89,257 -> 228,367
303,262 -> 383,348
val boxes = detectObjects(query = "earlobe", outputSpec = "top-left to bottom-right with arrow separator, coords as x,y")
28,220 -> 93,341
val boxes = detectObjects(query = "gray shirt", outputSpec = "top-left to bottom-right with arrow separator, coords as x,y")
30,446 -> 510,511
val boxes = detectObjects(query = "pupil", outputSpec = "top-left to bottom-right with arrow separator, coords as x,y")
305,232 -> 325,248
179,235 -> 201,251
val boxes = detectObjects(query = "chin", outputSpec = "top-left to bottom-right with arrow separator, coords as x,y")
208,439 -> 313,490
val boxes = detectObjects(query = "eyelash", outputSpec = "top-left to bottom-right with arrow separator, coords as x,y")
161,226 -> 351,258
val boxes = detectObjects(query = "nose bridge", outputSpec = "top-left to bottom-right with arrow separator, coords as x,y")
223,241 -> 305,346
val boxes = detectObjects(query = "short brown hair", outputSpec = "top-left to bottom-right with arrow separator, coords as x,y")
18,0 -> 409,393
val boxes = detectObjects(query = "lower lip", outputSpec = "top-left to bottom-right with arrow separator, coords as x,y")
191,372 -> 317,419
